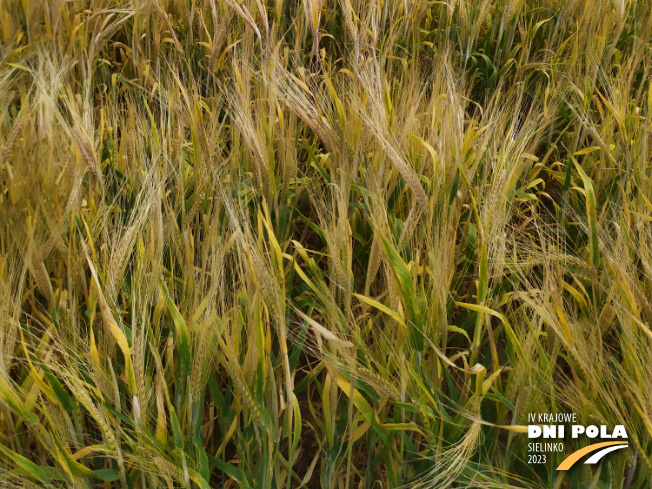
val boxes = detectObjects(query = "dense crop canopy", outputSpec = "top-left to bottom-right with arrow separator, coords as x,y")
0,1 -> 651,488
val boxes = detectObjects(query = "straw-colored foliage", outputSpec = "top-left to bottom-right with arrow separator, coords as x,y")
0,1 -> 651,487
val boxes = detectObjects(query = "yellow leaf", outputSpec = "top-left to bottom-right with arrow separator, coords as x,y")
404,131 -> 438,168
353,293 -> 405,326
574,146 -> 601,156
522,153 -> 539,162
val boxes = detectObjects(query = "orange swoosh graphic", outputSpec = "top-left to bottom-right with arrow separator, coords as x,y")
557,442 -> 628,470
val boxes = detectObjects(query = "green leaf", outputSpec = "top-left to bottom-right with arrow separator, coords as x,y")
41,363 -> 74,412
572,158 -> 600,267
207,455 -> 254,489
455,302 -> 526,362
159,278 -> 191,380
378,235 -> 424,350
0,444 -> 54,486
188,468 -> 211,489
335,375 -> 395,455
94,469 -> 121,481
447,324 -> 471,342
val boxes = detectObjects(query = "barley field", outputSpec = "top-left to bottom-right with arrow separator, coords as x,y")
0,0 -> 651,488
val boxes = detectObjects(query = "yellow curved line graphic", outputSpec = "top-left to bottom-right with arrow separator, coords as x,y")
557,442 -> 628,470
